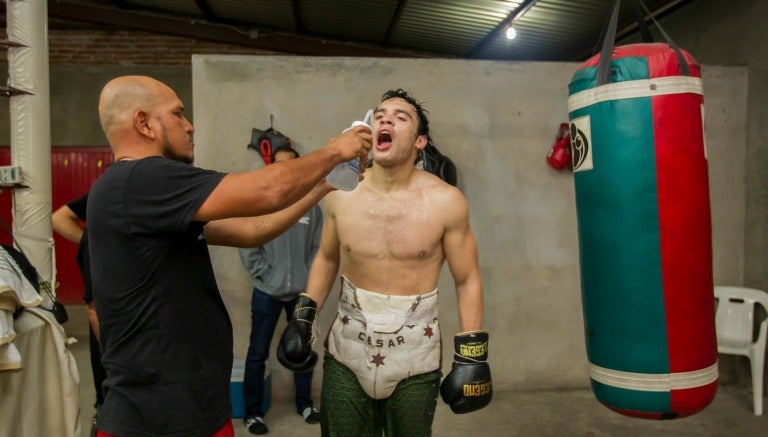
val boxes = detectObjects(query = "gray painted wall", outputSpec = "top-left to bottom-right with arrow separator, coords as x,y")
0,64 -> 191,146
192,56 -> 746,391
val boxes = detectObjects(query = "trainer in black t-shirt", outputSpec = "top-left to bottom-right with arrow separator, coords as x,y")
87,156 -> 230,436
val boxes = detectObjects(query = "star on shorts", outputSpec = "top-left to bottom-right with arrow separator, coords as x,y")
424,325 -> 434,338
371,353 -> 386,366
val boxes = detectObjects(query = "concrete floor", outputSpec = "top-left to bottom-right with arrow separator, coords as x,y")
64,304 -> 766,437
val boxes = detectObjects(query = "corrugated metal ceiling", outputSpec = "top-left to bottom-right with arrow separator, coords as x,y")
43,0 -> 697,61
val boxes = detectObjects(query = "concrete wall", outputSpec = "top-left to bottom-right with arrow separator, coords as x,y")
192,55 -> 746,391
0,64 -> 191,146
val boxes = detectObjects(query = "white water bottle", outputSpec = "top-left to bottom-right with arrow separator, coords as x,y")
327,110 -> 373,191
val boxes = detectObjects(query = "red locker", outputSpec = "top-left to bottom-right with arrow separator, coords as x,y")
0,146 -> 113,303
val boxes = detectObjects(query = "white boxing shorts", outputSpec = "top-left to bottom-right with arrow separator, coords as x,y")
327,276 -> 441,399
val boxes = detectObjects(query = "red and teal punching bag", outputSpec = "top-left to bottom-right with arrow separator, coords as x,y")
567,0 -> 717,419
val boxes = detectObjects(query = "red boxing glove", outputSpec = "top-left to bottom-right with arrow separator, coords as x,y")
546,123 -> 572,170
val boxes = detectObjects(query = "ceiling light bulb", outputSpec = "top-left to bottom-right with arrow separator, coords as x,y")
505,26 -> 517,40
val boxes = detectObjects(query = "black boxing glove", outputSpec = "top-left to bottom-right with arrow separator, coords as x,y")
277,293 -> 318,372
440,330 -> 492,414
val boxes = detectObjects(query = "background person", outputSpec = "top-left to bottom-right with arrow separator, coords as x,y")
52,191 -> 105,437
239,145 -> 323,434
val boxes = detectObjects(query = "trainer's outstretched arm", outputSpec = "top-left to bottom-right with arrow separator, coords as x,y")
195,126 -> 371,222
204,182 -> 333,247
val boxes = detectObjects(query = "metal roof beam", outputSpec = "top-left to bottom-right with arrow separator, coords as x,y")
291,0 -> 304,34
467,0 -> 539,58
47,1 -> 420,58
383,0 -> 408,44
193,0 -> 217,23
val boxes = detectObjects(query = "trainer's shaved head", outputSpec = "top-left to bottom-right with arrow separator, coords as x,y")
98,75 -> 195,163
98,75 -> 172,141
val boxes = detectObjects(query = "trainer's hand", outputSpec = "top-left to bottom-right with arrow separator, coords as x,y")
328,125 -> 372,169
277,294 -> 319,372
440,331 -> 493,414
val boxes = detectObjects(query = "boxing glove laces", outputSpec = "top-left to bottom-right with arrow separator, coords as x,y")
440,330 -> 493,414
277,293 -> 319,372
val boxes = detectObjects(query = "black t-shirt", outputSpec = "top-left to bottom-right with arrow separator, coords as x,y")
87,156 -> 230,436
66,192 -> 92,302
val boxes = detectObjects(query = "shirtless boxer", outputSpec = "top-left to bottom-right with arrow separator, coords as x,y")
278,89 -> 492,436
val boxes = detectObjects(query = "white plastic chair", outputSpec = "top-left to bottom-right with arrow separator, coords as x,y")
714,286 -> 768,416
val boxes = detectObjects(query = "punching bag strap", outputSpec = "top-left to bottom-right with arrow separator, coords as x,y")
633,0 -> 689,77
597,0 -> 689,86
597,0 -> 621,86
632,0 -> 653,43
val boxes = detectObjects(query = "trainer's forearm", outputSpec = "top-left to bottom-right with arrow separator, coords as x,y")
197,146 -> 342,221
205,183 -> 333,247
250,146 -> 344,209
244,183 -> 333,247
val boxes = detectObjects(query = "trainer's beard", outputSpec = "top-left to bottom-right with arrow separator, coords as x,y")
158,122 -> 194,164
161,142 -> 193,164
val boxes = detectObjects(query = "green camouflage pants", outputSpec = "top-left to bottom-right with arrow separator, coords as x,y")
321,352 -> 441,437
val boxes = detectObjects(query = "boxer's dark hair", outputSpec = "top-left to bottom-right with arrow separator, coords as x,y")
380,89 -> 430,138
